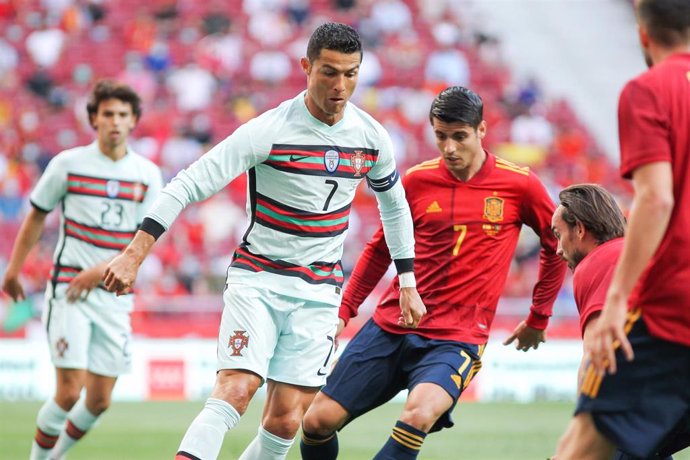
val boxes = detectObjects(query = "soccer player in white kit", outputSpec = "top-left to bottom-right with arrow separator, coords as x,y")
104,23 -> 426,460
2,80 -> 163,460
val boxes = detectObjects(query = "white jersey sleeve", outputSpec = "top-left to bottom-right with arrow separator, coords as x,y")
146,121 -> 267,230
30,155 -> 68,212
365,127 -> 415,263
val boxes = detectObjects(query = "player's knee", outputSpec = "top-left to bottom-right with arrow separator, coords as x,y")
86,394 -> 111,415
399,406 -> 440,433
55,390 -> 81,411
214,385 -> 252,414
302,406 -> 337,437
264,412 -> 302,439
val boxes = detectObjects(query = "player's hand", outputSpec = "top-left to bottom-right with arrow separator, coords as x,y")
398,287 -> 426,328
503,321 -> 545,351
66,266 -> 103,303
2,275 -> 25,302
103,253 -> 138,295
334,318 -> 346,350
589,290 -> 633,375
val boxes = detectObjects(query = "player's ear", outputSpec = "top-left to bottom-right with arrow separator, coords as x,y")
575,220 -> 586,240
300,57 -> 311,76
477,120 -> 487,140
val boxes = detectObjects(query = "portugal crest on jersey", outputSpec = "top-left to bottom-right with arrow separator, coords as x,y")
229,330 -> 249,356
324,150 -> 340,174
132,182 -> 145,202
351,150 -> 365,177
483,196 -> 504,223
106,180 -> 120,198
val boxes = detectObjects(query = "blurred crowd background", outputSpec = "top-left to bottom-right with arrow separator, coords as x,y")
0,0 -> 632,338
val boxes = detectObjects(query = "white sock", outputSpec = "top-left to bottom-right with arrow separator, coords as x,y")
30,399 -> 69,460
177,398 -> 241,460
238,425 -> 295,460
50,398 -> 99,459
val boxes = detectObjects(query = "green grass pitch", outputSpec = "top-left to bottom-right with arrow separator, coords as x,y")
1,401 -> 688,459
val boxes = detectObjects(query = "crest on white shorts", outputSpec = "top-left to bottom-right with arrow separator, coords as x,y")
324,150 -> 340,173
56,337 -> 69,358
229,330 -> 249,357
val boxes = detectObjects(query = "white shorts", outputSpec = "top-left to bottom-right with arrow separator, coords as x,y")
42,288 -> 132,377
218,282 -> 339,387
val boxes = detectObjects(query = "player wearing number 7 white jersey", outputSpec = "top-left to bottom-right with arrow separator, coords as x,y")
2,80 -> 163,460
104,22 -> 425,460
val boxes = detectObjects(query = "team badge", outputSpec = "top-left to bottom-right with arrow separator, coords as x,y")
106,180 -> 120,198
56,337 -> 69,358
324,150 -> 340,174
483,196 -> 504,223
351,150 -> 365,177
132,182 -> 145,202
228,330 -> 249,357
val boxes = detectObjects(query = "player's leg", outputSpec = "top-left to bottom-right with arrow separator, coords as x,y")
556,413 -> 615,460
300,392 -> 350,460
30,368 -> 86,460
177,283 -> 279,460
238,297 -> 340,460
239,380 -> 318,460
301,319 -> 408,460
31,297 -> 90,460
176,369 -> 263,460
50,372 -> 117,458
51,300 -> 130,458
374,340 -> 484,460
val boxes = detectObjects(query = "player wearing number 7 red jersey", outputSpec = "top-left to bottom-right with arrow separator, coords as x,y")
300,86 -> 567,460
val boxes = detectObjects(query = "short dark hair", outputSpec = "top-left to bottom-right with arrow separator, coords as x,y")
86,80 -> 142,125
637,0 -> 690,47
559,184 -> 626,244
429,86 -> 483,129
306,22 -> 362,62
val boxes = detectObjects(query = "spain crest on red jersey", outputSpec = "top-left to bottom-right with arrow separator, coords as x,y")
351,150 -> 365,177
228,330 -> 249,357
483,196 -> 504,223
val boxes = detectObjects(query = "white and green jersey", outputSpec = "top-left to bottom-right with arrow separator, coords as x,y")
147,91 -> 414,305
30,141 -> 163,308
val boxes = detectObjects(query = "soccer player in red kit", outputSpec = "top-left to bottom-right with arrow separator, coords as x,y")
552,184 -> 680,460
555,1 -> 690,459
299,86 -> 567,460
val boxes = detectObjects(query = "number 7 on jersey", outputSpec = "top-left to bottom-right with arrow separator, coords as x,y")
453,224 -> 467,256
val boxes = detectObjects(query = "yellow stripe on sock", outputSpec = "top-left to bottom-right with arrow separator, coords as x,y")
301,433 -> 335,446
391,432 -> 422,450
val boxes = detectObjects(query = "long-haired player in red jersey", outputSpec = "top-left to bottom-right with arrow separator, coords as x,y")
555,1 -> 690,458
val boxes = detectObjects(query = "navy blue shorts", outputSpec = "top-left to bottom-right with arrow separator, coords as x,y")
322,319 -> 483,433
576,311 -> 690,458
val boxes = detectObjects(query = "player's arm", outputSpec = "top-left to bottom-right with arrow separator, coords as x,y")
593,161 -> 673,373
504,172 -> 567,351
1,206 -> 49,301
339,225 -> 392,330
65,259 -> 111,303
369,174 -> 425,328
104,123 -> 266,294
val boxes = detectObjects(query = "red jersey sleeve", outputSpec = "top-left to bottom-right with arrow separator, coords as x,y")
618,80 -> 672,179
519,172 -> 567,329
573,258 -> 612,337
339,225 -> 392,325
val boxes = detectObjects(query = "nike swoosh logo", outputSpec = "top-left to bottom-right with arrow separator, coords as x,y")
317,368 -> 327,376
290,154 -> 310,162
